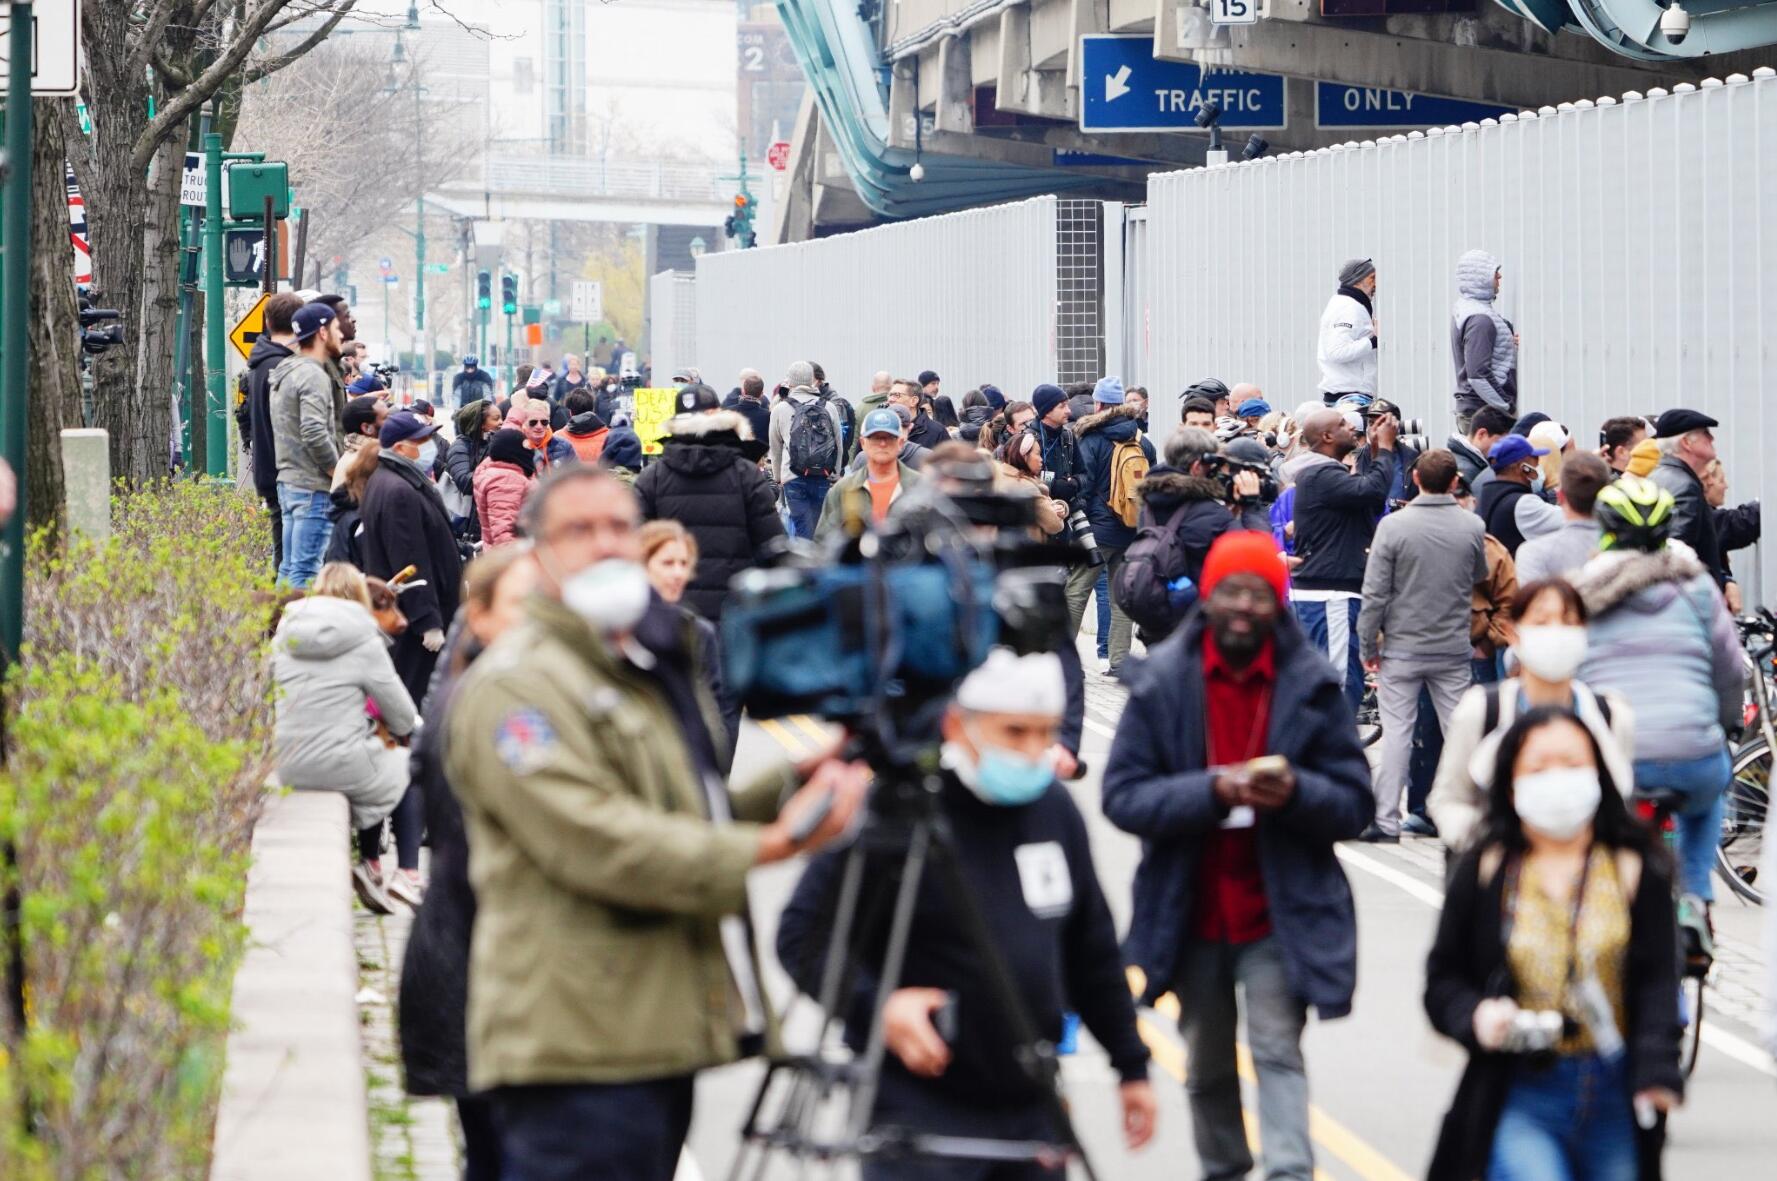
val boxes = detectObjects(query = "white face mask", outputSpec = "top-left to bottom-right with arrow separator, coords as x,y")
415,439 -> 439,469
1513,766 -> 1602,841
560,558 -> 651,635
1514,624 -> 1587,682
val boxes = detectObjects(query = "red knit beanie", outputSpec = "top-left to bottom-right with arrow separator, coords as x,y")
1199,530 -> 1288,603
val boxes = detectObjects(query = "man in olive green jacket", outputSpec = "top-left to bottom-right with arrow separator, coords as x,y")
447,466 -> 866,1179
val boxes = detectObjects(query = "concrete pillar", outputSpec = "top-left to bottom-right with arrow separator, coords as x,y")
936,35 -> 975,134
60,428 -> 110,543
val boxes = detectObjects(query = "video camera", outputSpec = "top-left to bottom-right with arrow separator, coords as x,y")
1200,452 -> 1279,504
722,473 -> 1075,748
77,291 -> 124,356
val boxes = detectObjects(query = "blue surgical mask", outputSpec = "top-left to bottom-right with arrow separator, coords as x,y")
416,439 -> 439,469
1524,464 -> 1545,495
942,726 -> 1054,807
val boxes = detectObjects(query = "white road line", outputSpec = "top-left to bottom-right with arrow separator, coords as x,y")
1336,845 -> 1777,1078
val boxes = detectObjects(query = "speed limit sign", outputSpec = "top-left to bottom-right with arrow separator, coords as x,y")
1211,0 -> 1258,24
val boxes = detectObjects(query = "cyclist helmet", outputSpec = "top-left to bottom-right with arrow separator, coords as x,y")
1594,476 -> 1675,553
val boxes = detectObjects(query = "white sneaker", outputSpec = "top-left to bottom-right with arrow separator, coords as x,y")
353,863 -> 396,915
385,871 -> 426,910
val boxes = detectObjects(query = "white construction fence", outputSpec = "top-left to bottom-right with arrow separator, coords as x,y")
667,69 -> 1777,591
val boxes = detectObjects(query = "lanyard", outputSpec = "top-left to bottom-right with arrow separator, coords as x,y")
1501,845 -> 1595,991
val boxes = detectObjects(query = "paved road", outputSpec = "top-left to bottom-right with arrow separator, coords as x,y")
684,645 -> 1776,1181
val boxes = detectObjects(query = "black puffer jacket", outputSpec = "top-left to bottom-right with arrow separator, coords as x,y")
634,410 -> 783,621
245,336 -> 295,499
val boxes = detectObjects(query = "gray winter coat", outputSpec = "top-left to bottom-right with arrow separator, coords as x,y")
270,354 -> 345,494
1356,494 -> 1489,662
1571,544 -> 1741,762
1451,250 -> 1517,417
272,596 -> 417,828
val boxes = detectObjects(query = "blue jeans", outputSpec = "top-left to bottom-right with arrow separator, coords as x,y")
1634,748 -> 1731,901
276,483 -> 333,588
495,1076 -> 694,1181
1487,1053 -> 1635,1181
783,475 -> 830,540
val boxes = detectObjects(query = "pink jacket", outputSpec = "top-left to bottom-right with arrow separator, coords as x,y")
472,459 -> 534,547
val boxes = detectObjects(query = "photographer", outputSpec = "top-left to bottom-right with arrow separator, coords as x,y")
776,650 -> 1157,1179
447,466 -> 870,1179
1288,408 -> 1398,711
1113,428 -> 1236,646
1069,381 -> 1155,672
1424,707 -> 1680,1181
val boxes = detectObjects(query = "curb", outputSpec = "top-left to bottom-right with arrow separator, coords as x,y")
210,789 -> 372,1181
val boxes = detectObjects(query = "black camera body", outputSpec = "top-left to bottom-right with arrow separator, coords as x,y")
1201,453 -> 1279,505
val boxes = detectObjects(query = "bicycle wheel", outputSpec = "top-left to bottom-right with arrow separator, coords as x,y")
1717,739 -> 1768,905
1356,683 -> 1382,749
1679,973 -> 1705,1079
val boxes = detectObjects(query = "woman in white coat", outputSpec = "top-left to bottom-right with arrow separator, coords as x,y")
273,562 -> 420,912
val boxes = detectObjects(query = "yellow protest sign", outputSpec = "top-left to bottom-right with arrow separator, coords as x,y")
632,387 -> 678,456
227,293 -> 272,361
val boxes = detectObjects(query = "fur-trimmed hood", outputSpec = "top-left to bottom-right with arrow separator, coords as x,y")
664,409 -> 754,442
1569,541 -> 1704,617
1072,402 -> 1144,439
1136,470 -> 1222,506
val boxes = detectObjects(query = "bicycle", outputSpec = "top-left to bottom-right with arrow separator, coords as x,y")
1633,788 -> 1709,1079
1720,612 -> 1775,905
1355,673 -> 1382,749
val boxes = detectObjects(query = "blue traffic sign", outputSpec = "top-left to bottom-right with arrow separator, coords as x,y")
1316,83 -> 1514,129
1079,36 -> 1285,133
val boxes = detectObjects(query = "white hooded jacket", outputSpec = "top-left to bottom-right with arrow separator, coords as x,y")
1317,288 -> 1377,395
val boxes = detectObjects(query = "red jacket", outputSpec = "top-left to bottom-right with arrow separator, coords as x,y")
472,459 -> 534,547
565,426 -> 609,463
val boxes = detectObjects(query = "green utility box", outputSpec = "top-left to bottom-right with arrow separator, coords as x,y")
228,163 -> 291,219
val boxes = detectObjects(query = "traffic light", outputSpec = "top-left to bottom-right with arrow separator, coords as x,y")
500,274 -> 518,315
476,270 -> 491,310
724,192 -> 757,249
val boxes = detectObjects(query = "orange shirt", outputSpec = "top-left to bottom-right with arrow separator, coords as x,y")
865,471 -> 900,521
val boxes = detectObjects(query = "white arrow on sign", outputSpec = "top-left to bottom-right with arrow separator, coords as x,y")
1105,65 -> 1132,103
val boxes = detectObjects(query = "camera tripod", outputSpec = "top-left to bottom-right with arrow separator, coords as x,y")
728,757 -> 1100,1180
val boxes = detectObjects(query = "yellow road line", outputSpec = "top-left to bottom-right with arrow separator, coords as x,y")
788,713 -> 833,748
757,717 -> 814,758
1129,966 -> 1409,1181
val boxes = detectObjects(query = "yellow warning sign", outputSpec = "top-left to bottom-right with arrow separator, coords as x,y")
632,387 -> 678,456
227,293 -> 272,361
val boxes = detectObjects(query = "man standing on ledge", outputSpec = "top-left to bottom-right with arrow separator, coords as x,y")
1317,259 -> 1378,407
448,466 -> 869,1179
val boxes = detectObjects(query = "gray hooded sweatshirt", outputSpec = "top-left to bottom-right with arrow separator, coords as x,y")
1451,249 -> 1517,417
272,595 -> 417,828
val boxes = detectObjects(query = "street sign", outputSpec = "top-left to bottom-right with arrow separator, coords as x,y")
223,228 -> 268,284
1315,83 -> 1515,129
425,262 -> 450,274
382,274 -> 399,285
227,162 -> 290,220
227,292 -> 271,361
377,256 -> 393,272
1210,0 -> 1259,24
571,279 -> 603,324
0,0 -> 82,95
522,304 -> 542,325
766,140 -> 791,171
542,298 -> 562,316
181,152 -> 205,207
1078,36 -> 1285,133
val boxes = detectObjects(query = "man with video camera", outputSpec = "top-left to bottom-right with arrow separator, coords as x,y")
446,466 -> 871,1179
1103,531 -> 1373,1181
776,649 -> 1157,1180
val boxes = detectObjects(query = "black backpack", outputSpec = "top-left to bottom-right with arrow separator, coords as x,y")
1113,502 -> 1205,644
787,397 -> 840,478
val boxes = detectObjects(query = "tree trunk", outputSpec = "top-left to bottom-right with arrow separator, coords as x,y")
27,104 -> 80,534
135,139 -> 185,478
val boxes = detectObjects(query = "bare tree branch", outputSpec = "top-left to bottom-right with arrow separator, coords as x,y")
244,3 -> 360,78
126,0 -> 186,80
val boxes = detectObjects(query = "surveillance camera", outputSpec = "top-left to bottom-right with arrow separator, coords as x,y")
1661,1 -> 1690,44
1242,134 -> 1270,161
909,161 -> 925,182
1194,101 -> 1223,131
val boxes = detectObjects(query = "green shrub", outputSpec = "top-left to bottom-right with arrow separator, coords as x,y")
0,479 -> 274,1180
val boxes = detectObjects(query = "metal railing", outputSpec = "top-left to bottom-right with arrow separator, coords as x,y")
457,153 -> 731,202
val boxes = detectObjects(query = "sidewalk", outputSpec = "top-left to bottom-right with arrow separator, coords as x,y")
355,889 -> 460,1181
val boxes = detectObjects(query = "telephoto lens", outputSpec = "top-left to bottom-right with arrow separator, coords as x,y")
1067,507 -> 1105,566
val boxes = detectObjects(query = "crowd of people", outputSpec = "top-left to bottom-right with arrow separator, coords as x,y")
236,258 -> 1777,1181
